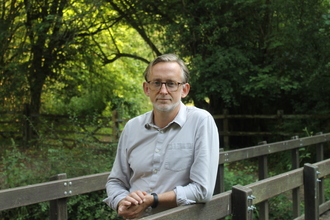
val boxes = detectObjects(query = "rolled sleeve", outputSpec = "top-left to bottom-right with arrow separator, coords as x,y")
174,185 -> 197,206
174,114 -> 219,206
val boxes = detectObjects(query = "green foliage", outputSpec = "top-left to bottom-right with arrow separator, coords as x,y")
325,177 -> 330,202
136,0 -> 330,131
67,191 -> 122,220
0,138 -> 119,219
268,194 -> 296,219
0,139 -> 46,189
1,0 -> 152,119
224,161 -> 257,191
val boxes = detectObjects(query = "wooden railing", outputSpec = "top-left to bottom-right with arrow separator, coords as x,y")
0,133 -> 329,219
142,159 -> 330,220
214,109 -> 330,149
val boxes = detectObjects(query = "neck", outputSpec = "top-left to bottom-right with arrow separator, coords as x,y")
153,105 -> 180,128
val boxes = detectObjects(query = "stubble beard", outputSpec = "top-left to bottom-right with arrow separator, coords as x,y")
152,99 -> 180,112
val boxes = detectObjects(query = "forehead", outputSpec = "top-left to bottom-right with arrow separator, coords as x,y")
149,62 -> 182,80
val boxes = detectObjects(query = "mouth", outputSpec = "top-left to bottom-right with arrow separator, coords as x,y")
156,97 -> 171,102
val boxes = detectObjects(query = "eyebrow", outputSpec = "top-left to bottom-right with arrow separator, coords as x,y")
150,78 -> 179,82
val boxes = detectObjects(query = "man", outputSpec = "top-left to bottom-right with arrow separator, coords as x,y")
103,54 -> 219,219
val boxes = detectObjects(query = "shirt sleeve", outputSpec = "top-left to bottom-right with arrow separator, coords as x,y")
174,113 -> 219,206
103,126 -> 131,211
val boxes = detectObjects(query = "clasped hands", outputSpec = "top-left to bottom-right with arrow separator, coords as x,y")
117,190 -> 153,219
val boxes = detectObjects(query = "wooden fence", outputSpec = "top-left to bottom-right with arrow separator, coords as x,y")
1,105 -> 330,149
0,104 -> 127,147
214,109 -> 330,149
0,133 -> 329,219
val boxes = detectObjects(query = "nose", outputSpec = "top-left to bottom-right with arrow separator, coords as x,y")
159,83 -> 168,94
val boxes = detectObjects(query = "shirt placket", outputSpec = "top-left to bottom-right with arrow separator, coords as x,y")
149,128 -> 165,193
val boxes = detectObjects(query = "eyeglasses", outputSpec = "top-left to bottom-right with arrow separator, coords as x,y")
147,81 -> 184,92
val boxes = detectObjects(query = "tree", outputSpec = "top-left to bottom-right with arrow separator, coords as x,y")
0,0 -> 28,109
158,0 -> 330,116
1,0 -> 152,116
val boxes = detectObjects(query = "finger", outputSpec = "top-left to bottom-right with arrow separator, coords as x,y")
125,195 -> 140,205
129,191 -> 145,204
118,203 -> 130,213
135,191 -> 147,203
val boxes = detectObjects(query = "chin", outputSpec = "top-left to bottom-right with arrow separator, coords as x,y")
153,102 -> 179,112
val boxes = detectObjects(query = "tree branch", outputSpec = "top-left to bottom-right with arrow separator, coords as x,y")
107,0 -> 162,56
103,53 -> 149,64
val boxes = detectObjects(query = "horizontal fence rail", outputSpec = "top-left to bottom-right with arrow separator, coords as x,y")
141,191 -> 232,220
0,172 -> 109,211
219,133 -> 329,164
0,133 -> 329,219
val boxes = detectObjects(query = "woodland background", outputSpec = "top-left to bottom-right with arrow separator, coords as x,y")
1,0 -> 330,219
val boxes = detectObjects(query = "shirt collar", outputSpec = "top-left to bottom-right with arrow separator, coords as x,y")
145,102 -> 187,129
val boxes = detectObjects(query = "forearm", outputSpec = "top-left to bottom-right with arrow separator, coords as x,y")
104,177 -> 130,211
156,191 -> 177,208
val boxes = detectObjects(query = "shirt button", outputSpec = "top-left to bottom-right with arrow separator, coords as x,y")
159,130 -> 164,133
155,149 -> 159,153
153,169 -> 158,174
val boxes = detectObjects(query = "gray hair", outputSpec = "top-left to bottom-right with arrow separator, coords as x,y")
143,54 -> 190,83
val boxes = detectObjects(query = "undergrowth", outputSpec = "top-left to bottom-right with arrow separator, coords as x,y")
0,139 -> 121,220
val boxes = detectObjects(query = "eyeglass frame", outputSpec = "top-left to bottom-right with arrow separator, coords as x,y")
146,81 -> 185,92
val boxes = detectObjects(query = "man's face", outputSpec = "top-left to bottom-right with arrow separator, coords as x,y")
143,61 -> 190,113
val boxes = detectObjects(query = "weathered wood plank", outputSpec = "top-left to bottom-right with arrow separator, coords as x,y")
232,185 -> 253,220
314,158 -> 330,177
0,172 -> 110,211
0,179 -> 68,211
304,164 -> 319,219
65,172 -> 109,196
246,168 -> 303,204
320,200 -> 330,215
141,191 -> 232,220
291,148 -> 300,218
219,133 -> 330,164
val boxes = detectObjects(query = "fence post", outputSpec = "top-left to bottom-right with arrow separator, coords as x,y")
50,173 -> 68,220
258,141 -> 269,220
214,148 -> 225,195
315,132 -> 325,204
112,110 -> 119,141
223,109 -> 229,150
23,103 -> 32,144
304,164 -> 320,220
232,185 -> 254,220
291,136 -> 300,218
277,110 -> 283,133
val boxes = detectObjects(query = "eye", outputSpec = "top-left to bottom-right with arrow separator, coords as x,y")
153,81 -> 161,86
167,82 -> 176,87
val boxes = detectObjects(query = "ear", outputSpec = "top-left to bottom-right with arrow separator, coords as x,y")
143,82 -> 150,96
181,83 -> 190,98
